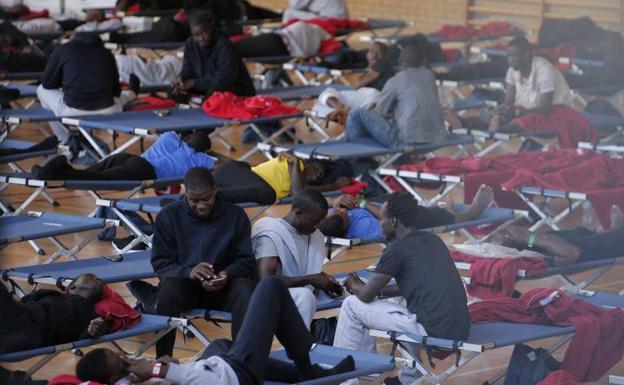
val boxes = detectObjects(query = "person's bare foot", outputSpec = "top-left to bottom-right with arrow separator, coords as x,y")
581,201 -> 603,233
455,184 -> 494,222
610,205 -> 624,230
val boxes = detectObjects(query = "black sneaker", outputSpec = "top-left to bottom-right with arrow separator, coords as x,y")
126,280 -> 158,314
112,236 -> 148,253
384,376 -> 402,385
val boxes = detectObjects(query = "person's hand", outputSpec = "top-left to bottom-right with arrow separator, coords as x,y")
334,177 -> 352,188
124,356 -> 156,383
312,272 -> 343,298
157,355 -> 179,365
202,270 -> 228,292
190,262 -> 215,282
343,272 -> 365,295
278,152 -> 299,165
87,317 -> 109,338
333,194 -> 358,209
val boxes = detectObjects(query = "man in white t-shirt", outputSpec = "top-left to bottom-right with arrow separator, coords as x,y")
489,37 -> 595,139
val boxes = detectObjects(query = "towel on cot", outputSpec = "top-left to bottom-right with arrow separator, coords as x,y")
514,105 -> 598,149
470,288 -> 624,382
385,150 -> 624,228
94,286 -> 141,333
202,92 -> 301,119
451,250 -> 548,299
502,153 -> 624,229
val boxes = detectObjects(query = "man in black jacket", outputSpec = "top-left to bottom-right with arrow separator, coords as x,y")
148,167 -> 255,357
172,10 -> 255,99
36,33 -> 137,141
0,274 -> 109,354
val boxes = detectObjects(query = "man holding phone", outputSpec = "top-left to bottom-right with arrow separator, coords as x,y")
149,167 -> 256,357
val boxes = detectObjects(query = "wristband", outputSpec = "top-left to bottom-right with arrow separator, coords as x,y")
152,362 -> 163,378
527,233 -> 536,248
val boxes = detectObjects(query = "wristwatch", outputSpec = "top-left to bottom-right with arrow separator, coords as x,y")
151,362 -> 164,378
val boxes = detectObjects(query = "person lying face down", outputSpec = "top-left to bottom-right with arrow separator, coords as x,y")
319,185 -> 494,239
31,131 -> 227,181
490,205 -> 624,266
74,278 -> 355,385
0,274 -> 109,354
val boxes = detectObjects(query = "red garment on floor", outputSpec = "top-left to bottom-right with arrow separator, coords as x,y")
537,370 -> 582,385
125,95 -> 176,111
49,376 -> 104,385
19,9 -> 49,20
93,286 -> 141,333
202,92 -> 301,119
451,250 -> 548,299
513,105 -> 598,149
470,288 -> 624,382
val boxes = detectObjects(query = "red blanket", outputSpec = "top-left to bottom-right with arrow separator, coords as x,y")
93,285 -> 141,333
202,92 -> 301,119
537,370 -> 582,385
470,288 -> 624,382
339,180 -> 368,196
435,22 -> 513,40
451,250 -> 548,299
125,95 -> 176,111
384,149 -> 624,228
514,105 -> 598,149
283,18 -> 370,36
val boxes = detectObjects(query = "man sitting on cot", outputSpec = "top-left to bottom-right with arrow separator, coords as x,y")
71,278 -> 354,385
37,32 -> 138,143
0,274 -> 125,354
213,152 -> 352,206
282,0 -> 348,22
312,42 -> 395,118
488,36 -> 596,145
31,131 -> 226,181
331,43 -> 449,148
333,192 -> 470,385
491,204 -> 624,267
252,189 -> 343,328
171,10 -> 256,101
319,185 -> 494,239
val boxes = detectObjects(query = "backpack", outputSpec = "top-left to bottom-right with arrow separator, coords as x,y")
503,343 -> 561,385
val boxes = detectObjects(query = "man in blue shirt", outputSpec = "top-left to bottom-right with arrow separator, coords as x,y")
319,185 -> 494,239
32,131 -> 226,180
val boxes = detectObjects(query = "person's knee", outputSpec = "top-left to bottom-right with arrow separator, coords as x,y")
156,277 -> 188,314
340,294 -> 363,314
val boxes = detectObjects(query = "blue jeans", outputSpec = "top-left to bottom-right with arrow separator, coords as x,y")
345,108 -> 401,148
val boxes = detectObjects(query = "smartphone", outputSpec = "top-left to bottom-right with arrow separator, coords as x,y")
209,276 -> 226,284
104,254 -> 124,262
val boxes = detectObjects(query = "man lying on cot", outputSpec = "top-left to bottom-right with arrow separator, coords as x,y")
0,21 -> 49,73
36,31 -> 139,143
0,274 -> 132,354
488,36 -> 595,142
330,42 -> 449,148
232,20 -> 332,59
312,42 -> 396,118
72,279 -> 354,385
171,10 -> 256,101
491,204 -> 624,267
334,192 -> 470,385
213,152 -> 353,205
319,184 -> 494,239
252,189 -> 343,328
31,131 -> 226,181
282,0 -> 348,22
